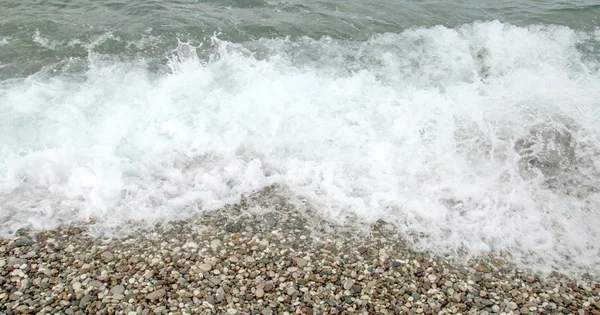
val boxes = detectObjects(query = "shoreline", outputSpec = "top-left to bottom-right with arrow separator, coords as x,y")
1,190 -> 599,314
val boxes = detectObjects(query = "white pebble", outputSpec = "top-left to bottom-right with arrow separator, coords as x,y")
256,288 -> 265,298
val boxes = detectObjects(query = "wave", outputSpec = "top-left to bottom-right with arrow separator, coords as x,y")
1,21 -> 599,276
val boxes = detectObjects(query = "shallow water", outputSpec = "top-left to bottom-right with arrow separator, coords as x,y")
1,0 -> 599,277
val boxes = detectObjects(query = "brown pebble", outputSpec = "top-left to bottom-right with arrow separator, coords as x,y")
264,283 -> 274,292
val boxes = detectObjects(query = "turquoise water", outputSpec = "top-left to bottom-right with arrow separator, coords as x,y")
1,1 -> 599,276
1,1 -> 599,78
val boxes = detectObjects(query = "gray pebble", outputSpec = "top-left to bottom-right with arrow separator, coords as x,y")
8,258 -> 26,267
146,289 -> 166,300
110,285 -> 125,295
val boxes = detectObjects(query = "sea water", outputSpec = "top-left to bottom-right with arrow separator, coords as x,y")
1,0 -> 599,276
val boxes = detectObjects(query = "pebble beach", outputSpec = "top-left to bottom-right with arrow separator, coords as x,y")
1,188 -> 599,315
3,1 -> 600,314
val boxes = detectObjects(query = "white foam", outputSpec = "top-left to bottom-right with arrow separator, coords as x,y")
1,21 -> 599,276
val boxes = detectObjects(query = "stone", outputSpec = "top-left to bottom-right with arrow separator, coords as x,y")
112,293 -> 124,300
110,285 -> 125,295
13,237 -> 34,247
228,256 -> 239,263
343,280 -> 355,291
199,264 -> 212,272
15,305 -> 29,313
256,288 -> 265,298
264,283 -> 274,292
9,293 -> 21,301
80,295 -> 94,307
295,258 -> 308,267
227,308 -> 238,314
146,289 -> 166,300
72,282 -> 82,290
8,258 -> 26,267
211,239 -> 222,249
479,299 -> 494,307
525,275 -> 535,283
411,292 -> 421,301
100,251 -> 114,262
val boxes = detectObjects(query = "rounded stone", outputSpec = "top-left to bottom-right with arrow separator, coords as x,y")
256,288 -> 265,298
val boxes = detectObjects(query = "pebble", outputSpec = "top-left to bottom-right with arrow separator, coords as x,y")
13,237 -> 34,247
199,263 -> 212,272
15,305 -> 29,312
10,293 -> 21,300
80,295 -> 94,306
343,279 -> 355,290
72,282 -> 82,290
264,283 -> 274,292
100,251 -> 114,262
146,289 -> 166,300
211,239 -> 222,249
255,288 -> 265,298
110,285 -> 125,295
295,258 -> 308,267
0,190 -> 597,315
8,258 -> 26,267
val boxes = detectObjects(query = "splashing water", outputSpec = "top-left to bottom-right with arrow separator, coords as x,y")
1,21 -> 599,276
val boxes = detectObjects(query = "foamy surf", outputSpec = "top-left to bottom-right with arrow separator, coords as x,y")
1,21 -> 599,277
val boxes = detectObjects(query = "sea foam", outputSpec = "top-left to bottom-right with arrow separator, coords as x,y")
1,21 -> 599,276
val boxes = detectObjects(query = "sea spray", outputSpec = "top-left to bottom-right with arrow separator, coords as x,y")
1,21 -> 599,276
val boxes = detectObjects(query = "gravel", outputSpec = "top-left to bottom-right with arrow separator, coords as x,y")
1,186 -> 599,314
